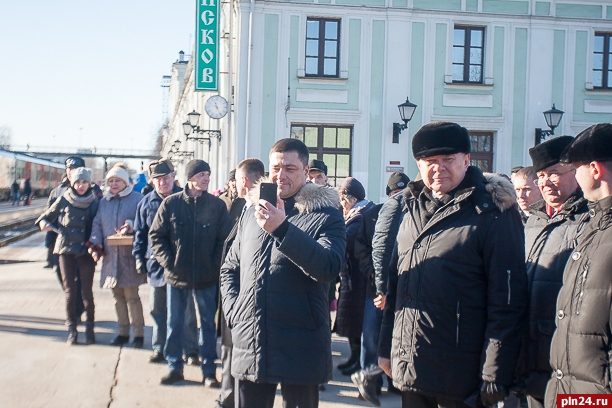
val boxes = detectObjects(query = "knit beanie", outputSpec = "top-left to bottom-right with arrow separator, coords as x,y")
70,167 -> 92,186
386,172 -> 410,195
106,163 -> 130,186
185,159 -> 211,180
339,177 -> 366,201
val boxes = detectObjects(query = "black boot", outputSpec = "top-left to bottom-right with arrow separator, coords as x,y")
338,337 -> 361,370
67,325 -> 77,345
85,323 -> 96,345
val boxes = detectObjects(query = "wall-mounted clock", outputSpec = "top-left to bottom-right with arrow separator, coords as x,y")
205,95 -> 228,119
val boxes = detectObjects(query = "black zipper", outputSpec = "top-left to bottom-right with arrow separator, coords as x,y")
507,270 -> 511,305
456,301 -> 460,347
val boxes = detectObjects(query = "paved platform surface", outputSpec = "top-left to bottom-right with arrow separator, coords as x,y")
0,233 -> 401,408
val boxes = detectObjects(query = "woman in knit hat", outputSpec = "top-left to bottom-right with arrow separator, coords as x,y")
36,167 -> 99,345
89,163 -> 146,348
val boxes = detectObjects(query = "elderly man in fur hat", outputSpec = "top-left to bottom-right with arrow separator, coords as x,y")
220,138 -> 346,408
519,136 -> 589,408
378,122 -> 528,408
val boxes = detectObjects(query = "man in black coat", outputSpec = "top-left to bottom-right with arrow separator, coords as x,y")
380,122 -> 528,408
220,138 -> 346,408
132,158 -> 199,365
545,123 -> 612,406
351,172 -> 409,405
149,159 -> 231,387
520,137 -> 589,408
215,158 -> 265,408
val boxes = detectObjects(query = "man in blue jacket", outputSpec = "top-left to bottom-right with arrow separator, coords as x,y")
132,158 -> 199,365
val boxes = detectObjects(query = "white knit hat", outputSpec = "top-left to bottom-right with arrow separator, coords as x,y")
105,165 -> 130,186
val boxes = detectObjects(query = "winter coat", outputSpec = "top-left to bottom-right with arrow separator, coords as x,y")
132,184 -> 181,288
36,189 -> 99,256
355,203 -> 384,299
335,200 -> 375,339
220,183 -> 346,385
23,179 -> 31,195
219,190 -> 246,226
389,168 -> 528,400
149,189 -> 231,290
521,192 -> 589,399
372,190 -> 405,295
545,196 -> 612,406
218,202 -> 249,346
90,187 -> 146,289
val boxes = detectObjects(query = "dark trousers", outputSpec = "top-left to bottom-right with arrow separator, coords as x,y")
217,344 -> 234,407
58,254 -> 96,326
237,380 -> 319,408
402,391 -> 472,408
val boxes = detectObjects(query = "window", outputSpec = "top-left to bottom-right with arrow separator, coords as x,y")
305,18 -> 340,77
453,26 -> 484,83
290,124 -> 352,186
593,33 -> 612,89
469,132 -> 493,172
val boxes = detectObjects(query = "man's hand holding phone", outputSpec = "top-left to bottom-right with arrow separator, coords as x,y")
255,183 -> 285,233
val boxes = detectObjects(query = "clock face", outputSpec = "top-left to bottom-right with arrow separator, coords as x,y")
205,95 -> 228,119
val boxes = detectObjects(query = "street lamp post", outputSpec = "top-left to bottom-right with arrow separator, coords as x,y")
392,98 -> 418,143
535,104 -> 564,145
183,110 -> 221,150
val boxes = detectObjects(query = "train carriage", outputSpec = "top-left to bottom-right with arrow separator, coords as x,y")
0,150 -> 64,201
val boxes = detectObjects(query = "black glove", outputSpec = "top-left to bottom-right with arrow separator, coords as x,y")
135,257 -> 147,275
480,381 -> 508,407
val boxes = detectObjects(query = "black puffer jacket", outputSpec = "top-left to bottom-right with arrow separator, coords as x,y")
522,192 -> 589,399
335,200 -> 375,339
220,183 -> 346,385
355,203 -> 383,299
149,190 -> 231,290
389,168 -> 528,400
372,190 -> 405,295
545,196 -> 612,406
36,189 -> 99,255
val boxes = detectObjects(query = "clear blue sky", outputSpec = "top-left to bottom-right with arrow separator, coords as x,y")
0,1 -> 194,152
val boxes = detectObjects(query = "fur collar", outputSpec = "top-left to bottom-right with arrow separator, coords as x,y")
482,172 -> 518,212
249,181 -> 340,214
404,167 -> 517,213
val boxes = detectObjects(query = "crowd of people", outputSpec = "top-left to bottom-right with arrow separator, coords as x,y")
36,121 -> 612,408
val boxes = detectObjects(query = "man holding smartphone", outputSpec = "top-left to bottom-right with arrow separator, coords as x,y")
220,138 -> 346,408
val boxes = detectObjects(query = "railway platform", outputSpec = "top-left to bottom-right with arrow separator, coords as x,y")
0,232 -> 401,408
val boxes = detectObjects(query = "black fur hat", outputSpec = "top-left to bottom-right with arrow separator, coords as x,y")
561,123 -> 612,164
412,122 -> 471,159
529,136 -> 574,172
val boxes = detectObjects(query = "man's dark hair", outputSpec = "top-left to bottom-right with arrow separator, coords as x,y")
269,138 -> 309,167
237,158 -> 265,182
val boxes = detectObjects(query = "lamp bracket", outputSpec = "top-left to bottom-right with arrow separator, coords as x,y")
392,122 -> 408,144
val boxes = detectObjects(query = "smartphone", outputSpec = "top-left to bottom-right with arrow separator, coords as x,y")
259,182 -> 278,208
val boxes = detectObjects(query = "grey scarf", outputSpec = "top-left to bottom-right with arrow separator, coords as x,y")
63,188 -> 96,209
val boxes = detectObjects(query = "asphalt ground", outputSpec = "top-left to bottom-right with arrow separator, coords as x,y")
0,232 -> 401,408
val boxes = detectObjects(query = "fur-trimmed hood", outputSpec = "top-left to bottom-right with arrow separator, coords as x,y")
249,181 -> 340,214
404,167 -> 517,213
482,172 -> 518,212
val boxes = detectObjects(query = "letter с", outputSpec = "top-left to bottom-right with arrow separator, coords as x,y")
201,10 -> 215,25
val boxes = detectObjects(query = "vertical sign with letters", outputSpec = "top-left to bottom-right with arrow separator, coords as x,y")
195,0 -> 219,91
